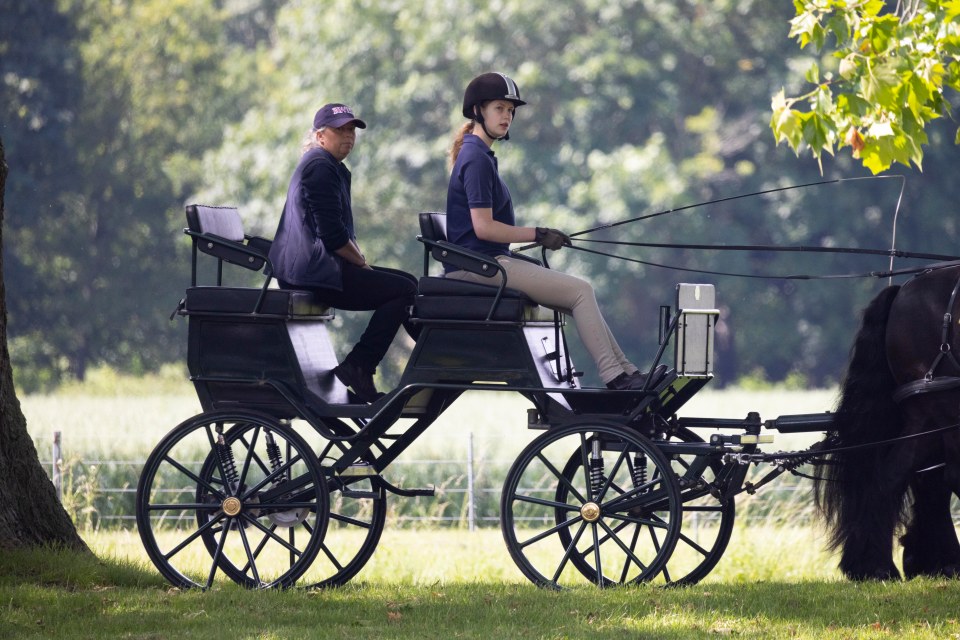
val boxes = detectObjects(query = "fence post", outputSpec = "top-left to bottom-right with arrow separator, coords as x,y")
52,431 -> 63,502
467,432 -> 475,532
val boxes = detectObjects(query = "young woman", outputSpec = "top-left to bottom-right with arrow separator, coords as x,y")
269,103 -> 419,402
444,73 -> 651,390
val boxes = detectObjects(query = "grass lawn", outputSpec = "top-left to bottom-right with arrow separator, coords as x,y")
9,386 -> 960,638
2,526 -> 960,639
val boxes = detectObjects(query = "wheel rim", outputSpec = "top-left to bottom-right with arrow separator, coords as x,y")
136,411 -> 329,589
501,422 -> 682,588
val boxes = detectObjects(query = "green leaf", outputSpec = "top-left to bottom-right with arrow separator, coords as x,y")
946,0 -> 960,22
801,111 -> 833,154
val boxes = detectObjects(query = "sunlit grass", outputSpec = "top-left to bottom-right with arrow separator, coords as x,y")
84,522 -> 843,586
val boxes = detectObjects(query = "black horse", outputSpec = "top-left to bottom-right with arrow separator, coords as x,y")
815,263 -> 960,580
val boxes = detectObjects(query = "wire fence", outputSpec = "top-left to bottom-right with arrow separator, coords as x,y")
44,430 -> 824,531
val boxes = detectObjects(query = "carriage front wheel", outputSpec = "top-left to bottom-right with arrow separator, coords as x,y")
136,410 -> 330,589
500,421 -> 682,588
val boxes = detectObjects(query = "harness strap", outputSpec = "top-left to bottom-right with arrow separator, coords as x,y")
893,376 -> 960,403
923,271 -> 960,381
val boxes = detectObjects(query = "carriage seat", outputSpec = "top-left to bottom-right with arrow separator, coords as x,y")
183,204 -> 332,318
415,276 -> 542,322
415,212 -> 552,323
182,286 -> 333,319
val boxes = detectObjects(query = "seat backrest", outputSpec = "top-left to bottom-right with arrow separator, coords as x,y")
185,204 -> 268,285
186,204 -> 245,241
418,212 -> 448,242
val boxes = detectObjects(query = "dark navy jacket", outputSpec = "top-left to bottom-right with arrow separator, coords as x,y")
445,134 -> 514,273
269,147 -> 355,290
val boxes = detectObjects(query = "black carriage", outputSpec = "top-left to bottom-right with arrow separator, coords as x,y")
136,204 -> 832,589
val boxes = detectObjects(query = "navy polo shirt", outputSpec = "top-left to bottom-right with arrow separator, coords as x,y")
445,134 -> 515,272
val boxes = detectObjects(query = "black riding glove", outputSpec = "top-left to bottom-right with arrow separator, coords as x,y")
535,227 -> 572,251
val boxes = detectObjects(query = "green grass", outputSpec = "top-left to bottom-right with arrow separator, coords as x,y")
2,527 -> 960,639
15,385 -> 957,638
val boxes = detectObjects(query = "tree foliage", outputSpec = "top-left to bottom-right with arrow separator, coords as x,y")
6,0 -> 960,390
2,0 -> 265,387
772,0 -> 960,174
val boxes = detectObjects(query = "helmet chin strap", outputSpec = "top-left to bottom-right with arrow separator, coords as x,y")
474,107 -> 510,141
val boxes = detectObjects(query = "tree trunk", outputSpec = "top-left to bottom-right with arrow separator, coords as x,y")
0,137 -> 88,551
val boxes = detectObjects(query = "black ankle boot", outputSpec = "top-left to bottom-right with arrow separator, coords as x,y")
333,360 -> 382,403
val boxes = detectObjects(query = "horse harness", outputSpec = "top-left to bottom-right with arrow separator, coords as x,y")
892,268 -> 960,403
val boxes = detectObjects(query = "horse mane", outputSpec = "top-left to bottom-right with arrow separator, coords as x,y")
814,284 -> 907,552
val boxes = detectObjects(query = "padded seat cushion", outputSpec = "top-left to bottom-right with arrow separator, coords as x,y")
415,276 -> 546,322
184,286 -> 333,318
417,276 -> 532,301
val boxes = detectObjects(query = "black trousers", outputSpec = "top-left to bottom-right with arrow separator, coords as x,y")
280,264 -> 419,373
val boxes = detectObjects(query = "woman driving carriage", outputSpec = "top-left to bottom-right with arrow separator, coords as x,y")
269,103 -> 419,403
444,72 -> 654,391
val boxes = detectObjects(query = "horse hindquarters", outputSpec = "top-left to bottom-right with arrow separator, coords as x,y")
815,285 -> 904,580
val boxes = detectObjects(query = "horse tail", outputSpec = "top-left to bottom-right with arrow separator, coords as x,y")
814,284 -> 905,552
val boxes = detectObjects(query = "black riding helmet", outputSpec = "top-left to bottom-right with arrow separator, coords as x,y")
462,72 -> 526,140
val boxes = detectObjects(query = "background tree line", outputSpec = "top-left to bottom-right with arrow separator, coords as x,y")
3,0 -> 960,391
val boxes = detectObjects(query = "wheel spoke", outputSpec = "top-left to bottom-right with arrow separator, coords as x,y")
236,520 -> 263,586
595,448 -> 629,503
519,514 -> 582,549
619,524 -> 644,583
205,522 -> 230,590
241,513 -> 307,556
330,511 -> 374,529
536,452 -> 588,504
240,452 -> 306,500
235,426 -> 264,492
514,492 -> 582,511
162,455 -> 223,499
551,521 -> 589,583
598,517 -> 649,573
162,512 -> 225,561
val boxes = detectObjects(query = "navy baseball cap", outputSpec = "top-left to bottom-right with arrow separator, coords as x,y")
313,103 -> 367,129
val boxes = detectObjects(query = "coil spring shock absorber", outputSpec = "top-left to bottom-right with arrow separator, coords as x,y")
631,451 -> 648,492
215,427 -> 240,494
589,439 -> 605,499
264,430 -> 287,487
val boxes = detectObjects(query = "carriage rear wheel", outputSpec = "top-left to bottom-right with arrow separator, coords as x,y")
136,411 -> 329,589
500,421 -> 682,588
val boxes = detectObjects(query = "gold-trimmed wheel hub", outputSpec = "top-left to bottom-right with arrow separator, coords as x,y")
222,496 -> 242,517
580,502 -> 601,522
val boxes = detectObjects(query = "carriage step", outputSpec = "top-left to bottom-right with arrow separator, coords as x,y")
340,490 -> 380,499
378,477 -> 435,498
